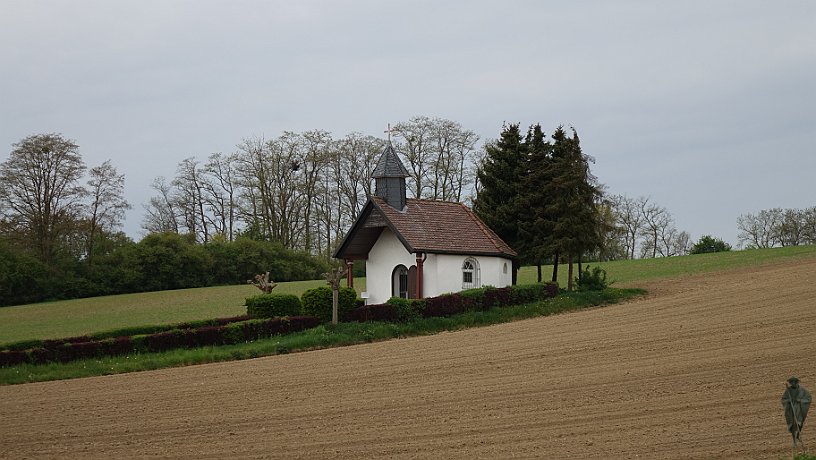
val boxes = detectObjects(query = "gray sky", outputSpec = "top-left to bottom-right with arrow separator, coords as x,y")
2,1 -> 814,246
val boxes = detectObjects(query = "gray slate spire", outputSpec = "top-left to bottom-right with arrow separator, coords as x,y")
373,142 -> 409,210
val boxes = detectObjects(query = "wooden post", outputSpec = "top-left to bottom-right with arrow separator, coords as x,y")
346,260 -> 354,288
324,265 -> 347,325
415,253 -> 424,299
332,288 -> 339,324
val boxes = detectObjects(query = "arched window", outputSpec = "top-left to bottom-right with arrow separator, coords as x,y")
462,257 -> 480,289
392,265 -> 409,298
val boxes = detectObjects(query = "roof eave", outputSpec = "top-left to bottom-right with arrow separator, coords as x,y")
332,199 -> 374,259
412,248 -> 518,259
333,197 -> 416,259
369,198 -> 416,253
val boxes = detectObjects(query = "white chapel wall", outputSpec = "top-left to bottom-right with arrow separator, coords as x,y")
364,228 -> 416,304
428,254 -> 514,297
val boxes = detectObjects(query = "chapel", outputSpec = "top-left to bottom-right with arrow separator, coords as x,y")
333,141 -> 517,305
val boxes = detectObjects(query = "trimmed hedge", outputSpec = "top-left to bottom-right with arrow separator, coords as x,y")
0,316 -> 320,367
301,286 -> 358,323
0,315 -> 253,352
348,303 -> 399,323
0,283 -> 560,367
246,293 -> 302,318
350,282 -> 560,322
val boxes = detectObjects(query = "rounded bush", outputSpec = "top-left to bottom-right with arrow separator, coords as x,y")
301,286 -> 358,322
385,297 -> 425,322
246,293 -> 302,318
576,266 -> 609,291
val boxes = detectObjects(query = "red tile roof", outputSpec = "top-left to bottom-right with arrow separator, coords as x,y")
334,196 -> 516,258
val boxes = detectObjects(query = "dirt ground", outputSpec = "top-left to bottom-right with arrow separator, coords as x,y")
1,259 -> 815,459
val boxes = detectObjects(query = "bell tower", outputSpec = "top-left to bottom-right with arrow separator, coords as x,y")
372,142 -> 410,210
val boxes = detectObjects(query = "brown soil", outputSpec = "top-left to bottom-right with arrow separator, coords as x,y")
2,259 -> 815,459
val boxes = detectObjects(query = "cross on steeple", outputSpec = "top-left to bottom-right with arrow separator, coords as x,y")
384,123 -> 396,142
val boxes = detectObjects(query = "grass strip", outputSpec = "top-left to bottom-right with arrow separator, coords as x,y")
0,287 -> 644,386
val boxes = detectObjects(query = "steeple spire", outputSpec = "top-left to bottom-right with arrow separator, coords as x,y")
372,142 -> 409,210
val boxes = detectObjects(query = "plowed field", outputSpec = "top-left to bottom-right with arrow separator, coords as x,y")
2,260 -> 814,459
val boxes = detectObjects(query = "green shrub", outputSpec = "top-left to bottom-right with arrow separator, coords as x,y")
508,283 -> 558,303
301,286 -> 358,322
0,339 -> 44,352
246,293 -> 302,318
223,322 -> 246,344
576,266 -> 609,291
131,334 -> 149,354
459,288 -> 487,311
386,297 -> 426,322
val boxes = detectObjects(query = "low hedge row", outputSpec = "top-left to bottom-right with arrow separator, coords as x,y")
0,314 -> 253,352
349,283 -> 559,323
0,316 -> 320,367
1,283 -> 558,367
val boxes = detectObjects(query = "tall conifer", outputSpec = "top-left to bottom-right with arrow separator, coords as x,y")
473,123 -> 526,280
543,127 -> 603,289
518,124 -> 554,282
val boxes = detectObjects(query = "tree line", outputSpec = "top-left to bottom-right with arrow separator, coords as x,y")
0,134 -> 328,306
144,117 -> 700,290
606,195 -> 693,259
737,207 -> 816,248
5,119 -> 795,305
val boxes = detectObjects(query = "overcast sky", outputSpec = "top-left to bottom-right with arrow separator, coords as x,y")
2,1 -> 814,246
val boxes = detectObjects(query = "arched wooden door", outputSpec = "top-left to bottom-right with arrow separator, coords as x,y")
407,265 -> 417,299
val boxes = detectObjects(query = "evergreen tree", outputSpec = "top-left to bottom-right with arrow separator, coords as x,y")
518,124 -> 554,282
473,123 -> 526,280
690,235 -> 731,254
541,127 -> 603,290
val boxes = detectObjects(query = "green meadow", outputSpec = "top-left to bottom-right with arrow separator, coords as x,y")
518,244 -> 816,286
1,245 -> 815,345
0,279 -> 363,344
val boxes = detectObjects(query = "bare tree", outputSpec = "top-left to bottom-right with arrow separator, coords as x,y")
777,208 -> 806,247
203,152 -> 240,241
85,160 -> 130,262
393,116 -> 435,198
336,133 -> 383,219
0,133 -> 86,263
657,226 -> 691,257
268,132 -> 307,248
639,200 -> 671,258
234,134 -> 307,248
173,157 -> 211,242
142,176 -> 180,234
610,195 -> 646,259
467,141 -> 490,206
737,208 -> 782,248
234,136 -> 274,240
803,207 -> 816,244
428,119 -> 479,201
299,130 -> 333,253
